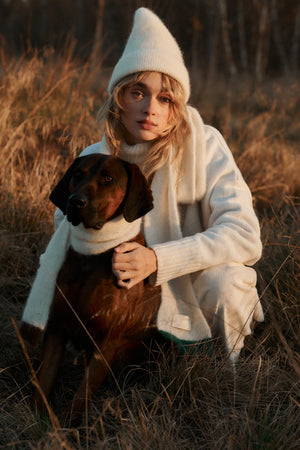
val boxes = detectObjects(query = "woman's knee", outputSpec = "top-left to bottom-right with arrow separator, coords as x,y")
193,263 -> 263,361
193,263 -> 257,302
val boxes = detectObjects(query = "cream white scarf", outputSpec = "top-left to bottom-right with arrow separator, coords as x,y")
141,106 -> 212,341
22,106 -> 212,342
21,215 -> 141,329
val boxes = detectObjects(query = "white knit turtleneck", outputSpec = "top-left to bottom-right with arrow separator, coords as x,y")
119,141 -> 150,166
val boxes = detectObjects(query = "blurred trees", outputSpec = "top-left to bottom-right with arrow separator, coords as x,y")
0,0 -> 299,80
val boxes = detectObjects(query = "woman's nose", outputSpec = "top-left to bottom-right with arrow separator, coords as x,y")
143,96 -> 157,115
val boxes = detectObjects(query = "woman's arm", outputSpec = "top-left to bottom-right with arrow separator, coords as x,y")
151,126 -> 262,286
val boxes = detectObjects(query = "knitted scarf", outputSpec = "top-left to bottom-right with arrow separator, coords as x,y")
137,106 -> 212,341
22,106 -> 212,342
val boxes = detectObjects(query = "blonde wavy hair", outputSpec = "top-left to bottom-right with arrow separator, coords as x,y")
98,71 -> 190,180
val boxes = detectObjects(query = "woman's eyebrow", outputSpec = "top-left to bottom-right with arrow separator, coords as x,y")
131,82 -> 146,89
131,82 -> 169,93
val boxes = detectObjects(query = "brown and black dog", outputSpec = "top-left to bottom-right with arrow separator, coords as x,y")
21,154 -> 161,426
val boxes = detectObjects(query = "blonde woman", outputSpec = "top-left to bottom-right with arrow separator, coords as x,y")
24,7 -> 264,362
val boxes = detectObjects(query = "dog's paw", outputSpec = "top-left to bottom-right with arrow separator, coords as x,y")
19,321 -> 42,347
61,407 -> 83,429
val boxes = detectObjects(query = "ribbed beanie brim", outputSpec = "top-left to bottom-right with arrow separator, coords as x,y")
108,8 -> 190,102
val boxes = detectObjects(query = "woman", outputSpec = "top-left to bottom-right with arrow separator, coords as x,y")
23,7 -> 263,362
76,8 -> 264,361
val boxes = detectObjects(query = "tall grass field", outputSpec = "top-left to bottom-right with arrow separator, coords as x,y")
0,46 -> 299,449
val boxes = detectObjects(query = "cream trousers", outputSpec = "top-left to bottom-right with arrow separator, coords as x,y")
192,263 -> 264,362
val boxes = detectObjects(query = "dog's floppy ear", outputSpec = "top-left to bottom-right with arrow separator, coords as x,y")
123,162 -> 154,222
49,157 -> 82,214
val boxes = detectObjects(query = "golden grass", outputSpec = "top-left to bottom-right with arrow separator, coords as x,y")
0,46 -> 299,448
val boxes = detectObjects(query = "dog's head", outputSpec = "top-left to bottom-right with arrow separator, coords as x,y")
50,154 -> 154,229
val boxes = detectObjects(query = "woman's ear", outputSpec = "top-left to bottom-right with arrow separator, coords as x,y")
123,162 -> 154,222
49,158 -> 81,214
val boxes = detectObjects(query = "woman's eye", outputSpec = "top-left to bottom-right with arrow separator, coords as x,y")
131,89 -> 144,99
160,96 -> 171,104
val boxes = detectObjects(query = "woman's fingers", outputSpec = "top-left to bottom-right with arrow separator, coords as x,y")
112,242 -> 157,289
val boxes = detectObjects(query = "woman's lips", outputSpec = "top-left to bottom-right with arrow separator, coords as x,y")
138,120 -> 157,130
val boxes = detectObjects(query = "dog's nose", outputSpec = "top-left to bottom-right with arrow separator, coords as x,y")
68,193 -> 87,209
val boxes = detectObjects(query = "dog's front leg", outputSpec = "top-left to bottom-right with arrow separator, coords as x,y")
34,330 -> 67,412
62,341 -> 123,427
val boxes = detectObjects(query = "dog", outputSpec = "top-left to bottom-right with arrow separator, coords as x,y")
20,154 -> 161,426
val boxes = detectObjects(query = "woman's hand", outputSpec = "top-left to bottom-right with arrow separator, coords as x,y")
112,242 -> 157,289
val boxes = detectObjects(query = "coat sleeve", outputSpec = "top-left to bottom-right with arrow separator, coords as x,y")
151,126 -> 262,286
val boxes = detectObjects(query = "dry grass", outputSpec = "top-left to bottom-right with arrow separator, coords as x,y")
0,46 -> 299,449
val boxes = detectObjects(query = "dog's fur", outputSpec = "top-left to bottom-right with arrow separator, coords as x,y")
21,154 -> 161,426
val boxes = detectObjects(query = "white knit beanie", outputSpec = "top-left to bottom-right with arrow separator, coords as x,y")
108,7 -> 190,102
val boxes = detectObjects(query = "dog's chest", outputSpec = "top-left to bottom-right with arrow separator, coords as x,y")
51,247 -> 159,344
55,247 -> 118,315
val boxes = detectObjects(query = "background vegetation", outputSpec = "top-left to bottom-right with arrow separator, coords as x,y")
0,0 -> 299,448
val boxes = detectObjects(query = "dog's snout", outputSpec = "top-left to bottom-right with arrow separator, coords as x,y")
69,193 -> 87,209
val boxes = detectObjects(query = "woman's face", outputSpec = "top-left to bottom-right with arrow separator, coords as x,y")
120,72 -> 171,145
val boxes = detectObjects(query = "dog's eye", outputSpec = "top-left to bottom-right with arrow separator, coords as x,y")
104,175 -> 113,183
73,170 -> 84,179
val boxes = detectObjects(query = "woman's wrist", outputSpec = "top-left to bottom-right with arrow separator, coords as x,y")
148,247 -> 158,275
